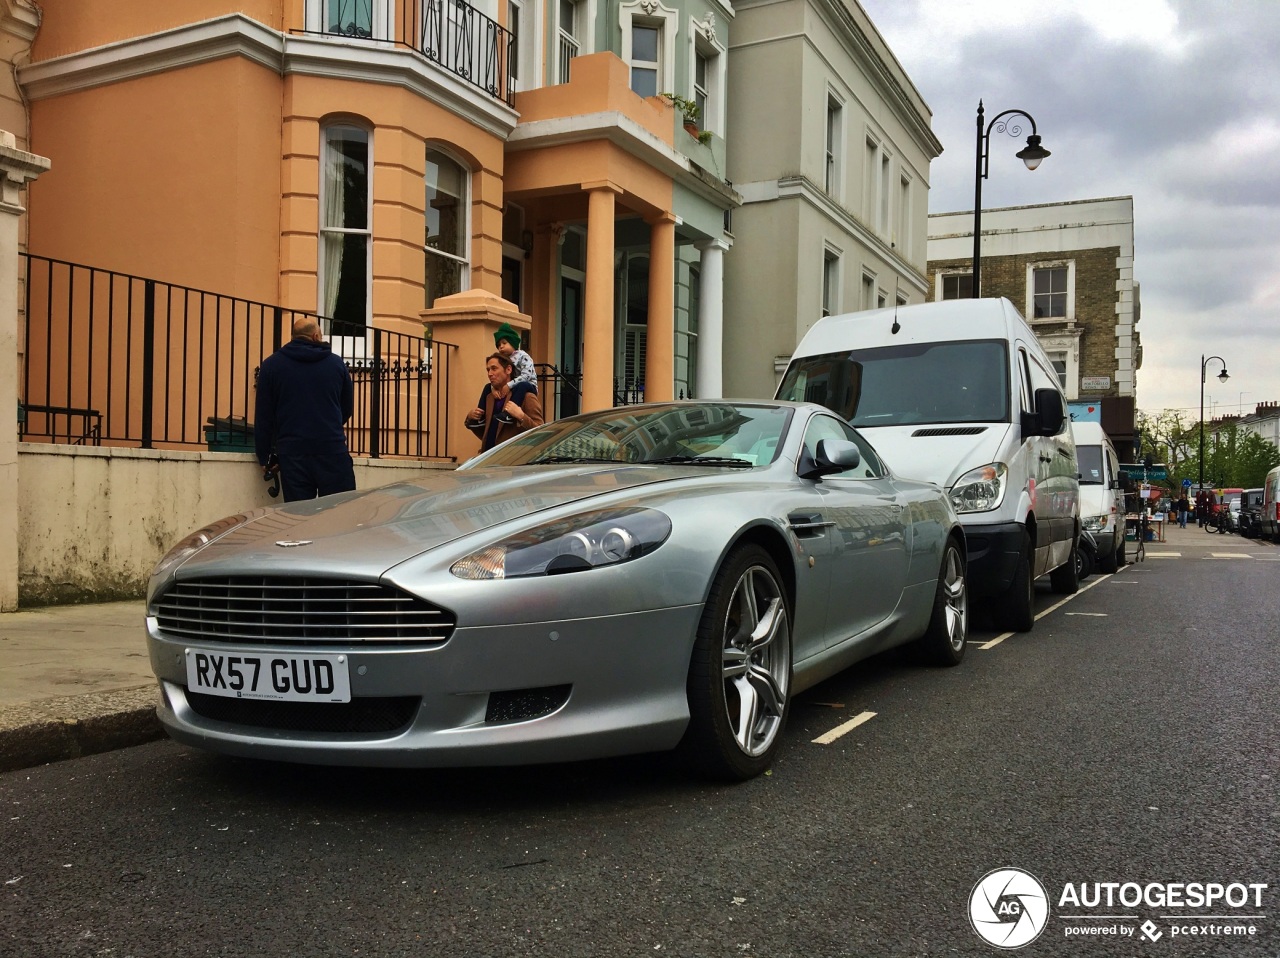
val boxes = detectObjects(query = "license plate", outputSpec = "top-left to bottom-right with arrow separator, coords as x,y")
184,648 -> 351,703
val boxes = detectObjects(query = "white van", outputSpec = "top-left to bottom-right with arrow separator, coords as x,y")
1071,420 -> 1125,573
776,297 -> 1079,632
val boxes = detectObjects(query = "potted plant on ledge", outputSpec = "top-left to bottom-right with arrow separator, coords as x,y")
660,93 -> 713,145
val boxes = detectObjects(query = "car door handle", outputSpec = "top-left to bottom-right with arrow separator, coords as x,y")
788,512 -> 835,537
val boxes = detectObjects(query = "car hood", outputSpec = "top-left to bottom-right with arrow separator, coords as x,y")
857,423 -> 1010,488
170,464 -> 707,579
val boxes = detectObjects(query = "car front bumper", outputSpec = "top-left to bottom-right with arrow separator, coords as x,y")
147,604 -> 702,767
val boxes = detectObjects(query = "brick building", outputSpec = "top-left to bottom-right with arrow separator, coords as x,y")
926,196 -> 1139,454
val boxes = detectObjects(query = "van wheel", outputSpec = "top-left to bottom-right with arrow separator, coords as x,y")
995,532 -> 1035,633
1099,537 -> 1120,574
1075,542 -> 1095,581
1050,537 -> 1081,594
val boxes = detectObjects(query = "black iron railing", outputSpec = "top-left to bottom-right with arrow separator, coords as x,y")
20,254 -> 456,460
307,0 -> 513,106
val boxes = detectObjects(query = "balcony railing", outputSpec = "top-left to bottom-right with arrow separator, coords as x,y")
20,254 -> 456,461
308,0 -> 513,106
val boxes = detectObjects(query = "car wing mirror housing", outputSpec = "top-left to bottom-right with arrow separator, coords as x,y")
1021,387 -> 1066,437
799,438 -> 861,480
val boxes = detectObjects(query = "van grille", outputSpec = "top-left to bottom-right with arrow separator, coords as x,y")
154,577 -> 455,646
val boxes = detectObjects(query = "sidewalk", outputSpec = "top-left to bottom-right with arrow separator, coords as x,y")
0,601 -> 161,774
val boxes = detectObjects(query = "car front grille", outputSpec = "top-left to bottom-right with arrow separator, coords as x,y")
187,690 -> 420,734
154,577 -> 455,646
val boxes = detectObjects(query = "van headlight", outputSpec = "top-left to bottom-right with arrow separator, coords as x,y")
451,507 -> 672,580
949,463 -> 1008,513
1082,515 -> 1111,533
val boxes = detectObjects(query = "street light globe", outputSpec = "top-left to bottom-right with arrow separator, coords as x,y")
1016,134 -> 1051,171
1218,368 -> 1230,383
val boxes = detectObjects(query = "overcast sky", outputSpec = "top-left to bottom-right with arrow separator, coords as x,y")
857,0 -> 1279,422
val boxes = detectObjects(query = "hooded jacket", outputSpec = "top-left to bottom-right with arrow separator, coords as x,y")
254,337 -> 354,465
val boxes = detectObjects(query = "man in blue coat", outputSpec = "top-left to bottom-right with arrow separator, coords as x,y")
255,317 -> 356,502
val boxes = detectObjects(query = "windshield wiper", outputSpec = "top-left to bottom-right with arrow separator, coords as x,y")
644,455 -> 754,468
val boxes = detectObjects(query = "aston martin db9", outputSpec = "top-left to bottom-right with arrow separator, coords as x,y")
146,401 -> 967,780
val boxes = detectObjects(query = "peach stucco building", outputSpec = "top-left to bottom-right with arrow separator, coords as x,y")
10,0 -> 739,461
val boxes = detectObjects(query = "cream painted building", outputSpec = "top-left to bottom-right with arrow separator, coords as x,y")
722,0 -> 941,398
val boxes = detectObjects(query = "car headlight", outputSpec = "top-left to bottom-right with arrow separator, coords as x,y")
147,513 -> 255,600
1081,515 -> 1110,533
450,507 -> 672,580
949,463 -> 1008,513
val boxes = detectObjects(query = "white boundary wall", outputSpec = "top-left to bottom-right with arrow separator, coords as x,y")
17,445 -> 456,605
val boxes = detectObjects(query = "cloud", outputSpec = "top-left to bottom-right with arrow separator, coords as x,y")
858,0 -> 1280,414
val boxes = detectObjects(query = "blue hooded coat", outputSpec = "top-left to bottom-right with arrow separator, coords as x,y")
254,337 -> 354,466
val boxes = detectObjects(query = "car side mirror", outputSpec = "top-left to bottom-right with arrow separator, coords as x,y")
799,438 -> 861,480
1021,387 -> 1066,437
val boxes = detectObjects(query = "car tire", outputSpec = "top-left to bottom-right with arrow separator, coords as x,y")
995,531 -> 1035,633
1050,536 -> 1081,594
914,539 -> 967,666
680,544 -> 792,781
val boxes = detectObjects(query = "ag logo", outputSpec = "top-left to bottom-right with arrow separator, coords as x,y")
969,867 -> 1049,949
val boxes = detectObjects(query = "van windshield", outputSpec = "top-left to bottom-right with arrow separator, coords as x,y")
1077,445 -> 1104,484
776,339 -> 1009,427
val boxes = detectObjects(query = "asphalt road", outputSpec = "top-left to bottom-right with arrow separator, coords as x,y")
2,534 -> 1276,958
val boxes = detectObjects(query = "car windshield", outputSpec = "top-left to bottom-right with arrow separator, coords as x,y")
1077,445 -> 1104,484
461,403 -> 795,469
775,340 -> 1009,427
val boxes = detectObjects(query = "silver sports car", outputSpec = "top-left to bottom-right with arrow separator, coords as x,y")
146,401 -> 967,780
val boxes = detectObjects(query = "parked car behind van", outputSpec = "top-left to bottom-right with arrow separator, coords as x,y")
776,297 -> 1080,632
1071,420 -> 1124,573
1238,487 -> 1265,538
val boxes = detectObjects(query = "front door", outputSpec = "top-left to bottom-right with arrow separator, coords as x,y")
559,277 -> 583,419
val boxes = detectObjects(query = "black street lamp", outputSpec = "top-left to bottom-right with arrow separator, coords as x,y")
972,100 -> 1051,298
1199,354 -> 1230,489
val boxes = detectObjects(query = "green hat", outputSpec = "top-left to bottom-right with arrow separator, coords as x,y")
494,322 -> 522,350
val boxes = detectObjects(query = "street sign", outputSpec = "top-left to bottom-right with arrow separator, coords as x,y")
1182,478 -> 1193,488
1120,463 -> 1169,482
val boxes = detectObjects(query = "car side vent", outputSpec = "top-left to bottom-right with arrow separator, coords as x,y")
154,576 -> 456,646
911,426 -> 988,437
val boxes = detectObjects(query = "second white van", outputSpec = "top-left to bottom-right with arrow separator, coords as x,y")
1071,420 -> 1125,573
776,297 -> 1080,632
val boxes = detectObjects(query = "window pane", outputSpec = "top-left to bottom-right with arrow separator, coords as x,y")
326,0 -> 372,36
633,25 -> 659,61
325,127 -> 368,230
426,251 -> 464,308
631,67 -> 657,98
695,51 -> 707,87
426,150 -> 466,257
560,0 -> 575,34
325,232 -> 368,336
943,274 -> 972,300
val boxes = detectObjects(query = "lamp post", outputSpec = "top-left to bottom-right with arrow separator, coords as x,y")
972,101 -> 1050,298
1199,354 -> 1229,489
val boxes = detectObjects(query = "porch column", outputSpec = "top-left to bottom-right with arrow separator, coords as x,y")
0,132 -> 50,611
582,183 -> 618,412
645,213 -> 677,403
695,237 -> 729,399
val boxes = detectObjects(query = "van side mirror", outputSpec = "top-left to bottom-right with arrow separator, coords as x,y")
1021,388 -> 1066,437
799,438 -> 861,480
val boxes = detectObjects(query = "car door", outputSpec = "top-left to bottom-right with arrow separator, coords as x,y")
798,414 -> 911,648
